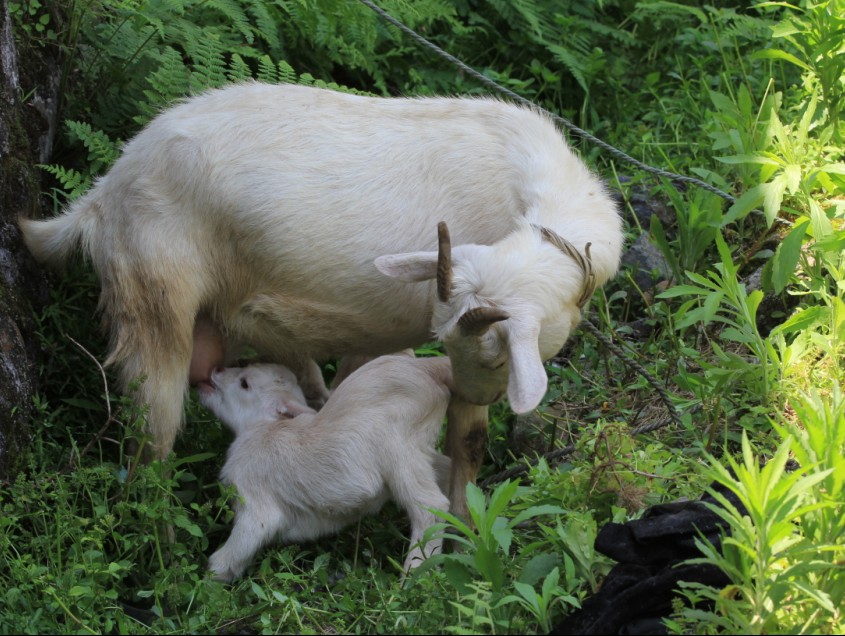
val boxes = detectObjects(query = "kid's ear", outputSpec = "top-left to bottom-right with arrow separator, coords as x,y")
275,393 -> 316,419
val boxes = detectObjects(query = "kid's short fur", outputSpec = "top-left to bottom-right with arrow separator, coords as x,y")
199,353 -> 452,581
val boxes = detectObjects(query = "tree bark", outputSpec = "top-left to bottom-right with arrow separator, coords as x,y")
0,0 -> 61,478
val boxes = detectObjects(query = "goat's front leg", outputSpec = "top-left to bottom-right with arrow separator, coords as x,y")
444,397 -> 489,521
297,358 -> 331,410
208,504 -> 282,582
330,354 -> 375,389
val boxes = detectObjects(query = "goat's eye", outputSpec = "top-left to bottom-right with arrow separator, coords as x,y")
483,358 -> 507,371
240,378 -> 250,390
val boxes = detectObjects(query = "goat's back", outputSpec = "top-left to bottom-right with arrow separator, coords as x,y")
317,354 -> 452,438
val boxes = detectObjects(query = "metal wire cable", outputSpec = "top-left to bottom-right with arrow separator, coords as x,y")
357,0 -> 738,205
581,319 -> 683,428
358,0 -> 705,476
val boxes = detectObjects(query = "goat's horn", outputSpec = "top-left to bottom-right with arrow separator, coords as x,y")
437,221 -> 452,302
458,306 -> 510,336
534,224 -> 597,310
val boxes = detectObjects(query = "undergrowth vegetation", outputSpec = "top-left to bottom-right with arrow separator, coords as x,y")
3,0 -> 844,633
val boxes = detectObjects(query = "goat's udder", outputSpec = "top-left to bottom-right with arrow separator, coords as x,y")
189,316 -> 225,385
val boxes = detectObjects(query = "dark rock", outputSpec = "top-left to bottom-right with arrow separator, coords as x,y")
0,0 -> 62,478
621,233 -> 673,291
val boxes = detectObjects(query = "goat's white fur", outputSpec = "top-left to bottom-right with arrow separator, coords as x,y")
19,82 -> 623,466
200,355 -> 451,581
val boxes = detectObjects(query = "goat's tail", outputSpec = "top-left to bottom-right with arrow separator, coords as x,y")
18,194 -> 99,267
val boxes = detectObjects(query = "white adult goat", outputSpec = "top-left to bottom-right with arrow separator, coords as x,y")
19,82 -> 623,510
199,355 -> 451,582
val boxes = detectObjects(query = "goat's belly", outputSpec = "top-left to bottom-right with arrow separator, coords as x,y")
228,289 -> 433,359
280,491 -> 390,543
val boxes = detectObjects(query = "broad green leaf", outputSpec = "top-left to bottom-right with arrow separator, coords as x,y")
510,504 -> 566,527
761,178 -> 788,225
485,480 -> 519,523
724,185 -> 764,225
783,164 -> 802,194
770,220 -> 809,293
465,482 -> 488,530
771,305 -> 826,336
170,452 -> 217,468
715,153 -> 780,166
542,567 -> 562,606
808,198 -> 834,238
674,291 -> 725,330
657,284 -> 711,299
752,48 -> 812,72
250,581 -> 268,601
430,508 -> 476,543
491,520 -> 513,554
721,326 -> 754,344
818,162 -> 845,175
442,559 -> 474,594
519,553 -> 560,586
512,580 -> 540,605
62,397 -> 103,411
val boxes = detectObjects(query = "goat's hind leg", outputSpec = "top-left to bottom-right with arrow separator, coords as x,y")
108,305 -> 197,460
391,457 -> 450,575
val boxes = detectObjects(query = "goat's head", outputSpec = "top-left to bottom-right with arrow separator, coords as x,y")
375,221 -> 595,413
198,363 -> 316,433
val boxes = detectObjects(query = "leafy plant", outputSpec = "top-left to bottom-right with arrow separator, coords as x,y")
649,186 -> 725,280
12,0 -> 845,632
424,480 -> 564,594
719,92 -> 843,232
676,402 -> 845,634
755,0 -> 845,142
660,233 -> 783,408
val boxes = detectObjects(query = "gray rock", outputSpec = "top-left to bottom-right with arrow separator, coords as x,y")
621,233 -> 673,291
0,0 -> 60,478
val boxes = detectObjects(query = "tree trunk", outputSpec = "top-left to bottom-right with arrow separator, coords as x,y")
0,0 -> 61,478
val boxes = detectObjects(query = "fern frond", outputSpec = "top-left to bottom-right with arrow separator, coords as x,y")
277,59 -> 297,84
227,52 -> 253,83
186,34 -> 228,92
64,121 -> 121,174
206,0 -> 254,44
39,164 -> 90,201
245,0 -> 281,50
257,54 -> 279,83
545,43 -> 590,94
139,45 -> 190,120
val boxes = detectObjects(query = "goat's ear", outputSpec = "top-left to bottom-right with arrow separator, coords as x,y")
275,394 -> 316,419
506,328 -> 548,414
374,251 -> 438,282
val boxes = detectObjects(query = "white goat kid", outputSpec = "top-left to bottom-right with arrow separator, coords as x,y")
200,355 -> 451,582
19,82 -> 623,508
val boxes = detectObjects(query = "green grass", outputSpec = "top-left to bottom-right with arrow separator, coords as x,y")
4,0 -> 845,633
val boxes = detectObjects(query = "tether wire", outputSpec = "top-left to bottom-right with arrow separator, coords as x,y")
359,0 -> 687,432
357,0 -> 738,205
